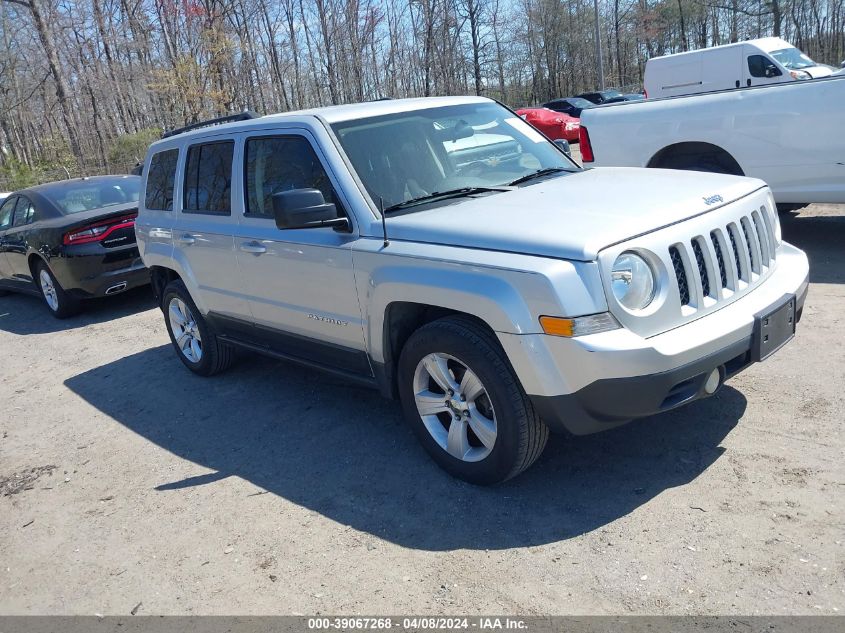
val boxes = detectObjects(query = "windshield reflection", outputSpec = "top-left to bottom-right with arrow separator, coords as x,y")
331,102 -> 575,213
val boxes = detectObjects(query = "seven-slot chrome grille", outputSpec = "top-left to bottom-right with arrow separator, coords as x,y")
598,188 -> 781,339
668,204 -> 777,311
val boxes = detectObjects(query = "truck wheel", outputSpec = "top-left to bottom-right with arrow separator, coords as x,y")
162,280 -> 233,376
397,316 -> 549,485
35,261 -> 81,319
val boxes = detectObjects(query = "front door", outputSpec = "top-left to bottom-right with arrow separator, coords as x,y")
232,130 -> 369,376
744,47 -> 785,87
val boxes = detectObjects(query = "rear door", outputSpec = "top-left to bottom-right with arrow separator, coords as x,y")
0,196 -> 18,282
3,195 -> 38,282
173,138 -> 252,330
231,130 -> 369,376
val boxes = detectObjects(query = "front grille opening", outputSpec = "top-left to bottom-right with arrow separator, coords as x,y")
751,211 -> 769,263
725,351 -> 752,378
669,246 -> 690,306
728,224 -> 744,280
759,205 -> 778,259
741,219 -> 756,272
710,231 -> 728,288
692,238 -> 711,297
660,376 -> 699,410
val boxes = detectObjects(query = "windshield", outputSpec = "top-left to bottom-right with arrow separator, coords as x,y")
43,177 -> 140,214
770,47 -> 817,70
331,102 -> 575,212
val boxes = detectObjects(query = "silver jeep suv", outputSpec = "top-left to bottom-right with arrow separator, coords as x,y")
136,97 -> 809,484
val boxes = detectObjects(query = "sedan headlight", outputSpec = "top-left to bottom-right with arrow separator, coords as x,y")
611,252 -> 656,310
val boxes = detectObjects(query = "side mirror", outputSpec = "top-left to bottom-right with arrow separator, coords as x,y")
765,65 -> 781,78
554,139 -> 572,156
272,189 -> 348,230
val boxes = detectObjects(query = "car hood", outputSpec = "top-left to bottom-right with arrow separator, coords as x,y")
805,65 -> 833,78
382,167 -> 765,261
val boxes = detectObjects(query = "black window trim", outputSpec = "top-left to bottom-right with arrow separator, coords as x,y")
748,54 -> 780,78
145,147 -> 180,212
0,195 -> 19,231
182,139 -> 235,216
242,132 -> 346,221
12,195 -> 35,227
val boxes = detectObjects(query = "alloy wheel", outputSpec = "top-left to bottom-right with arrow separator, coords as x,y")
412,352 -> 497,462
168,297 -> 203,363
39,269 -> 59,312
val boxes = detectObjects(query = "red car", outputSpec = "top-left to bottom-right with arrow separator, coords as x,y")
515,107 -> 580,142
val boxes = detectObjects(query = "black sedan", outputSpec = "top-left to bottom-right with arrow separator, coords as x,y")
575,90 -> 625,105
540,97 -> 594,118
0,175 -> 147,318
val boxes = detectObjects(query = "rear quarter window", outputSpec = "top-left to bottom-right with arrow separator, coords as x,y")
12,196 -> 36,226
0,196 -> 16,230
145,149 -> 179,211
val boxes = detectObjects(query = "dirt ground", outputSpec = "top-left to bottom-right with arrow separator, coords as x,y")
0,203 -> 843,616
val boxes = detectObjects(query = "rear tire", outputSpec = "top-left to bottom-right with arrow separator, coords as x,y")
35,261 -> 81,319
397,315 -> 549,485
162,280 -> 234,376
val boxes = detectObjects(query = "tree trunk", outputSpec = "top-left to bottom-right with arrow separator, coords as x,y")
24,0 -> 82,160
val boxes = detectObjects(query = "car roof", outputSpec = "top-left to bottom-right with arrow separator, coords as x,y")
20,174 -> 140,197
649,37 -> 794,61
157,96 -> 495,145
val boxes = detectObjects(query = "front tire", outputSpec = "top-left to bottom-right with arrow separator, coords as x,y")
162,280 -> 233,376
397,316 -> 549,485
35,261 -> 81,319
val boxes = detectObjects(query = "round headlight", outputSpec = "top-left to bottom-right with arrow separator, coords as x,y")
611,252 -> 655,310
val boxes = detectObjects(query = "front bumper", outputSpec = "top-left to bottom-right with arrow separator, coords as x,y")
498,241 -> 809,435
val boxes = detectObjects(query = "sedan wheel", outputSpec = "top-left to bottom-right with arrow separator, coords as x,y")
39,269 -> 59,312
168,297 -> 203,363
35,261 -> 80,319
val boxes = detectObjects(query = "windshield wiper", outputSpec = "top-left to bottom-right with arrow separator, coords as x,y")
507,167 -> 571,187
383,186 -> 513,213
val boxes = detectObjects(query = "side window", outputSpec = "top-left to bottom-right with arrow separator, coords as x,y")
244,136 -> 339,219
183,141 -> 234,215
0,197 -> 16,230
12,196 -> 36,226
748,55 -> 780,78
145,148 -> 179,211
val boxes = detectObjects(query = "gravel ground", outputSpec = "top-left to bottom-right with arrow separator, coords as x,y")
0,203 -> 842,616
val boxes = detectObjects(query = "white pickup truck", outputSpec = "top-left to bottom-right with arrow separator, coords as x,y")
579,76 -> 845,210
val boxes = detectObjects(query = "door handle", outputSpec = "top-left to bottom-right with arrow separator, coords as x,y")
240,241 -> 267,254
178,234 -> 196,245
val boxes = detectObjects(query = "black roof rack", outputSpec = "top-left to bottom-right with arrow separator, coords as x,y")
161,110 -> 260,139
